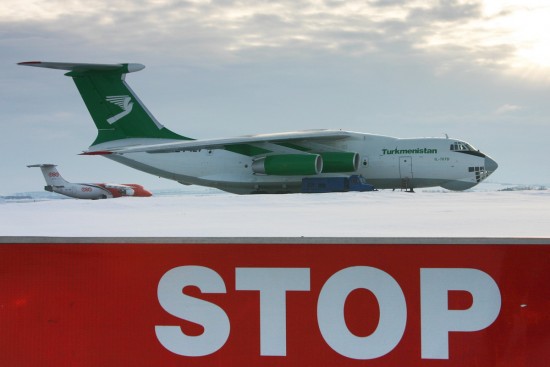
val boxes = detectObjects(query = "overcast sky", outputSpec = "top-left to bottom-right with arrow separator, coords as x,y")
1,0 -> 550,195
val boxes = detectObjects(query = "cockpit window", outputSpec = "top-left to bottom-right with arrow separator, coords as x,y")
450,141 -> 486,157
450,141 -> 476,152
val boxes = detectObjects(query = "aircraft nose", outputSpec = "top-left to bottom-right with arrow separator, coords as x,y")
485,156 -> 498,173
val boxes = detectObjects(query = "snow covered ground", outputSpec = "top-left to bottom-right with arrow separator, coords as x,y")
1,183 -> 549,238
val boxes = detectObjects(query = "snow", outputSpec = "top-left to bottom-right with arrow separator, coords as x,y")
1,183 -> 549,238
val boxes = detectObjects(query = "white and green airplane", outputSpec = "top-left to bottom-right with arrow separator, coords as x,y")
19,61 -> 498,194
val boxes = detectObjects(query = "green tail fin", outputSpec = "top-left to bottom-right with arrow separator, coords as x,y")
18,61 -> 190,146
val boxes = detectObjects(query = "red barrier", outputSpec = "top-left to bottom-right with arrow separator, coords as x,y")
0,242 -> 549,366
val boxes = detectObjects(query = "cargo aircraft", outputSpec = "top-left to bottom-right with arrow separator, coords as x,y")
28,164 -> 152,199
19,61 -> 498,194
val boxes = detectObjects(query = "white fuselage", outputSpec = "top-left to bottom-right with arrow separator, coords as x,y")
96,132 -> 497,194
48,183 -> 115,199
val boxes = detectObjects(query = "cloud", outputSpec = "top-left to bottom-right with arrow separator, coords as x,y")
0,0 -> 535,77
494,104 -> 522,115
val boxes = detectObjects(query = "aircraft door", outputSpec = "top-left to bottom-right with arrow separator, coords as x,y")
399,156 -> 413,180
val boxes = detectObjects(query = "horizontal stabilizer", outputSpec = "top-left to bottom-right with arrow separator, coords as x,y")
27,164 -> 57,168
18,61 -> 145,73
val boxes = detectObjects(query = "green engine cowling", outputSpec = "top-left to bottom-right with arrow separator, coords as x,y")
320,152 -> 359,173
252,154 -> 323,175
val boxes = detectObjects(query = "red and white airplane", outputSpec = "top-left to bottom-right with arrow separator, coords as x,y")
28,164 -> 152,199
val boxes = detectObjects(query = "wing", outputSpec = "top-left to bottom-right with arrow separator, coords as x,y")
84,129 -> 354,156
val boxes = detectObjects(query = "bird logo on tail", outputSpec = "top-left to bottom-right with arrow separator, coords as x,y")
105,95 -> 133,124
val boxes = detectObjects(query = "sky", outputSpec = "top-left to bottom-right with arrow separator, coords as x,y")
1,0 -> 550,195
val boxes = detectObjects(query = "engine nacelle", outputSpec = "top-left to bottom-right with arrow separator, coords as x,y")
320,152 -> 359,173
123,188 -> 135,196
252,154 -> 323,175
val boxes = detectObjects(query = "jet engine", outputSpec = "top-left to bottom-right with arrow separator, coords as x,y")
252,154 -> 323,175
320,152 -> 359,173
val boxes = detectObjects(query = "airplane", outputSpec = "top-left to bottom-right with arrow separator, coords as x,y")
19,61 -> 498,194
27,164 -> 152,199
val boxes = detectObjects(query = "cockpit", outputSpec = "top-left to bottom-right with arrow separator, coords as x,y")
450,141 -> 486,158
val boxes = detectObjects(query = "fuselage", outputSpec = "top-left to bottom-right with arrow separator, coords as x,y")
29,163 -> 153,199
95,132 -> 498,194
47,182 -> 152,199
